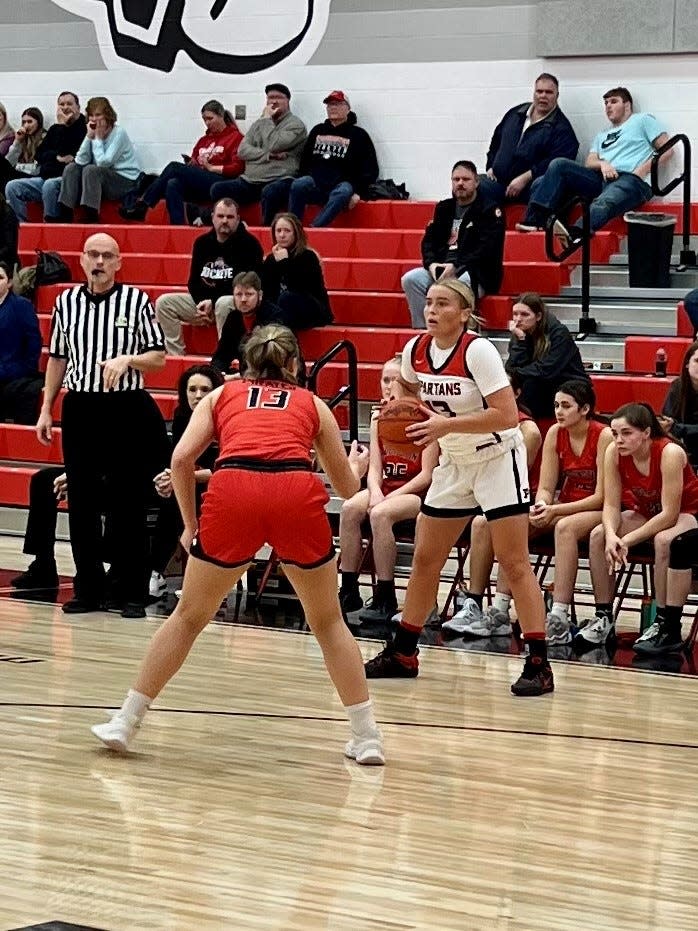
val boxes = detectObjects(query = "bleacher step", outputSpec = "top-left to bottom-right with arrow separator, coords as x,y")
0,507 -> 69,540
570,266 -> 698,289
560,284 -> 688,300
546,299 -> 677,336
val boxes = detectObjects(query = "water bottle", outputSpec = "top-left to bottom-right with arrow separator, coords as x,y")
655,347 -> 667,377
640,596 -> 656,632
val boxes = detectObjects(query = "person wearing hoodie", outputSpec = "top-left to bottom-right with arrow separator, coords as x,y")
120,100 -> 244,225
279,91 -> 378,228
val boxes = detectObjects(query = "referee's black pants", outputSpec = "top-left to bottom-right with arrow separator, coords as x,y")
61,390 -> 168,605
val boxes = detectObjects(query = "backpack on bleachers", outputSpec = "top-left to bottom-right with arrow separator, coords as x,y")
365,179 -> 409,201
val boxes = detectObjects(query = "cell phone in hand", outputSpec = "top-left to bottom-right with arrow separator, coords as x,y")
433,265 -> 446,279
181,153 -> 192,163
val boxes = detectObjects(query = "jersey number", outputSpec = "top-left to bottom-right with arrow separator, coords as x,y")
247,386 -> 291,410
426,400 -> 456,418
384,462 -> 408,479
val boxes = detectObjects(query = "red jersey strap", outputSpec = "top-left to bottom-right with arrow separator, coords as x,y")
411,330 -> 480,379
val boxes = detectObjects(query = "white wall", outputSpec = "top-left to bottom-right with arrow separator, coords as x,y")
1,53 -> 696,201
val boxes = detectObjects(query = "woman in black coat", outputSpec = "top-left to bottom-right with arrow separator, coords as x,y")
505,292 -> 589,424
261,212 -> 333,330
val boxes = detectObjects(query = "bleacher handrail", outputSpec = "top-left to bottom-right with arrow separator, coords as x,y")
544,196 -> 596,335
650,133 -> 695,268
308,339 -> 359,442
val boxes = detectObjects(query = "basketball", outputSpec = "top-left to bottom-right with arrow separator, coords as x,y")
377,397 -> 429,445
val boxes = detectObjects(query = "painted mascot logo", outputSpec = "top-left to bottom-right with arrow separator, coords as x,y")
51,0 -> 330,73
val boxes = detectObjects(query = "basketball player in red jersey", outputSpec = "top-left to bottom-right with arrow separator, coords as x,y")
92,325 -> 386,765
339,357 -> 438,623
365,279 -> 554,696
584,402 -> 698,650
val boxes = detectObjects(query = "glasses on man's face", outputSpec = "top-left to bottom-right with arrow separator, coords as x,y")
84,250 -> 117,261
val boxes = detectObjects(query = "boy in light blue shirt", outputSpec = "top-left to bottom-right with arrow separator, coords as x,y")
517,87 -> 669,241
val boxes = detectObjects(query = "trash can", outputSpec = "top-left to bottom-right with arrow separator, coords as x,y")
624,212 -> 677,288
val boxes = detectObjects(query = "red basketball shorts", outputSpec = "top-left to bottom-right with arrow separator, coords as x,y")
191,467 -> 334,569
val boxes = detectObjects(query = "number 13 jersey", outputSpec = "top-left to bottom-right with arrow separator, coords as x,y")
402,331 -> 521,462
213,378 -> 319,464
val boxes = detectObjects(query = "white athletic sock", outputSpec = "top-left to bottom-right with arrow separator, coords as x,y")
345,699 -> 378,737
493,593 -> 511,614
118,689 -> 152,721
551,602 -> 570,621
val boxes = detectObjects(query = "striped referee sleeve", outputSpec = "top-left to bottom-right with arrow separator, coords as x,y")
135,289 -> 166,352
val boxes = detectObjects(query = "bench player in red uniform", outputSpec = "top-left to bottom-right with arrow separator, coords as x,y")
339,356 -> 438,624
584,402 -> 698,650
92,325 -> 386,765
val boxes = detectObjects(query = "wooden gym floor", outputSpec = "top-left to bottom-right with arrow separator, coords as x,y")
1,541 -> 698,931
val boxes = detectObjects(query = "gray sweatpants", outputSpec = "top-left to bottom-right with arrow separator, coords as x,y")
59,163 -> 136,212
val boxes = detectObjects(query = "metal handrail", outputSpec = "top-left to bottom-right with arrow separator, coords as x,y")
308,339 -> 359,442
651,133 -> 695,267
544,197 -> 596,336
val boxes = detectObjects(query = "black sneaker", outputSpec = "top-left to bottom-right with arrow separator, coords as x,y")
121,602 -> 146,619
62,598 -> 104,614
119,201 -> 148,221
364,643 -> 419,678
511,656 -> 554,696
632,624 -> 684,656
11,561 -> 59,589
359,599 -> 398,624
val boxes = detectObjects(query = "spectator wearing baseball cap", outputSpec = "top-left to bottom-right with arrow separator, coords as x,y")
210,84 -> 306,224
265,89 -> 379,228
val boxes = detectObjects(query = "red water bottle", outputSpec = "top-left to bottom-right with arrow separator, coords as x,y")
655,347 -> 667,377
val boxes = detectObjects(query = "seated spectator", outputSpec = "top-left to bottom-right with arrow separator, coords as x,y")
0,261 -> 42,424
59,96 -> 140,222
660,340 -> 698,469
11,467 -> 66,590
209,84 -> 307,225
632,527 -> 698,656
155,198 -> 263,354
583,403 -> 698,649
338,357 -> 438,623
0,108 -> 46,190
505,293 -> 588,424
401,160 -> 505,328
0,103 -> 15,158
120,100 -> 244,225
442,377 -> 543,639
479,74 -> 578,206
149,364 -> 224,598
270,89 -> 379,228
6,92 -> 86,222
261,212 -> 332,330
517,87 -> 670,245
0,190 -> 19,270
210,271 -> 282,376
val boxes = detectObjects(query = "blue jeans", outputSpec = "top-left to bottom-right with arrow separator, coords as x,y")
288,176 -> 354,227
477,175 -> 532,205
143,162 -> 218,225
5,176 -> 62,220
210,176 -> 284,224
525,157 -> 652,232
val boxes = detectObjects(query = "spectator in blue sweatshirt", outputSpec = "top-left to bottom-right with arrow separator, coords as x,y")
268,90 -> 379,228
59,96 -> 140,222
0,261 -> 42,424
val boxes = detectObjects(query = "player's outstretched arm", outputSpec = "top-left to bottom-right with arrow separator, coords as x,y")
313,397 -> 368,499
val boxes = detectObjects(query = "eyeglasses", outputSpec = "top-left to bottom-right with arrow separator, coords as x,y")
84,250 -> 118,261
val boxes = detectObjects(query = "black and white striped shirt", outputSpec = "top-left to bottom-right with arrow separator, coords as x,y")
48,283 -> 165,392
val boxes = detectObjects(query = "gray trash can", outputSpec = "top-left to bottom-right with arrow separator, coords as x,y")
624,212 -> 677,288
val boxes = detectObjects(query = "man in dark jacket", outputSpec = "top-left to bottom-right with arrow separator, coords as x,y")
155,198 -> 263,354
210,271 -> 282,374
401,160 -> 505,328
479,74 -> 578,206
5,92 -> 86,221
268,90 -> 378,227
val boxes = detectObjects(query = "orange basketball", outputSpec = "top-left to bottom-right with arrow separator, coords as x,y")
377,397 -> 429,445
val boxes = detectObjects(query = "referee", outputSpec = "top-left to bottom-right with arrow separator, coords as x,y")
37,232 -> 169,616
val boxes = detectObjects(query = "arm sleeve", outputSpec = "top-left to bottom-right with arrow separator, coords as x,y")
466,338 -> 511,397
238,122 -> 268,162
507,325 -> 580,379
456,208 -> 505,278
5,141 -> 21,167
211,314 -> 240,372
642,113 -> 667,144
187,240 -> 206,303
48,301 -> 67,358
20,302 -> 42,372
220,128 -> 244,177
90,127 -> 131,168
351,130 -> 379,195
74,135 -> 93,166
135,293 -> 166,352
485,118 -> 504,171
400,336 -> 420,384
